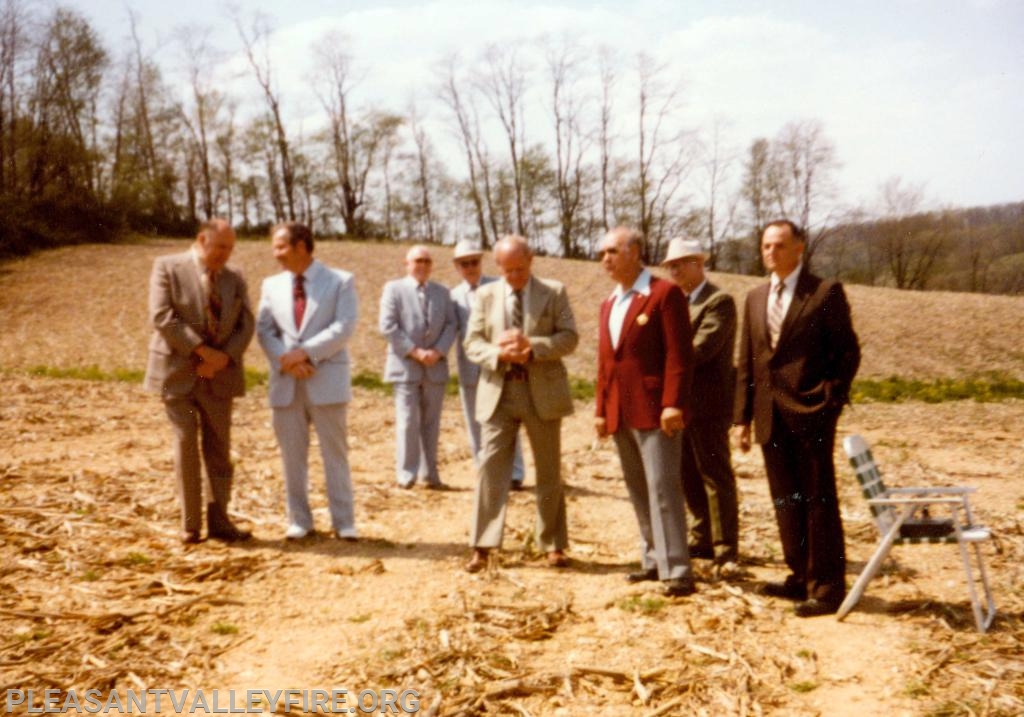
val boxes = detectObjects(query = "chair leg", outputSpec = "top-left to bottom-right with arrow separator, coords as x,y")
961,540 -> 997,633
836,514 -> 907,621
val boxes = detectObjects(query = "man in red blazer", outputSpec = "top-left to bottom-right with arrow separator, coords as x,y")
595,226 -> 696,597
734,219 -> 861,617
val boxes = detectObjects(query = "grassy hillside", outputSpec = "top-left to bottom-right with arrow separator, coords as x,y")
1,237 -> 1023,383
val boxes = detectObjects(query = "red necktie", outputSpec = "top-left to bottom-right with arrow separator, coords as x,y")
293,274 -> 306,329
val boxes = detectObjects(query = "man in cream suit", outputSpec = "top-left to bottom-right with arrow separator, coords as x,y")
379,245 -> 457,489
595,226 -> 696,597
463,235 -> 578,573
662,237 -> 739,572
449,240 -> 525,489
256,222 -> 358,541
144,218 -> 254,544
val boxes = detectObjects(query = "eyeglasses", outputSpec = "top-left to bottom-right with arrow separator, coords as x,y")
412,258 -> 432,264
596,248 -> 619,258
457,259 -> 481,268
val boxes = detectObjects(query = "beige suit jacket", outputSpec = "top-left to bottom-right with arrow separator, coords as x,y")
464,275 -> 578,422
144,250 -> 254,400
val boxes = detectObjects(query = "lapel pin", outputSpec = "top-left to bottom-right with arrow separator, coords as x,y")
636,313 -> 649,326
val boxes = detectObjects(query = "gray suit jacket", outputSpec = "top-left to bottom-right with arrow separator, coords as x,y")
144,250 -> 254,399
450,275 -> 497,387
688,281 -> 737,421
379,276 -> 457,384
465,276 -> 578,422
256,259 -> 358,408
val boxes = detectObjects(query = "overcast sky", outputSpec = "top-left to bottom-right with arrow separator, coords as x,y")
80,0 -> 1023,212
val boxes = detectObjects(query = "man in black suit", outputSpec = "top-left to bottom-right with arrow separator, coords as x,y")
733,219 -> 861,617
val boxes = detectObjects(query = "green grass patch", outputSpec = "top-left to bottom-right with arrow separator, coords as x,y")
124,552 -> 152,566
852,374 -> 1024,403
789,681 -> 818,693
352,369 -> 391,394
211,622 -> 239,635
618,595 -> 667,615
28,365 -> 144,383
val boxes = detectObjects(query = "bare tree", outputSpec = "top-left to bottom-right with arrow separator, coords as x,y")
874,176 -> 947,290
544,38 -> 590,257
234,10 -> 295,221
438,55 -> 497,246
597,46 -> 616,233
407,103 -> 436,242
0,0 -> 27,195
634,53 -> 692,261
477,44 -> 528,237
696,118 -> 738,268
767,119 -> 841,264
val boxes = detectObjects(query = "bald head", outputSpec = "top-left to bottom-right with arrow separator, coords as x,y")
494,235 -> 533,290
405,244 -> 433,284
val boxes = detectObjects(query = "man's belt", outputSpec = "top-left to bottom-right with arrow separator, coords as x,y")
505,364 -> 529,381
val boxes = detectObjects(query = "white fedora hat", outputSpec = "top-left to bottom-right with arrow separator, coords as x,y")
661,237 -> 708,265
453,240 -> 485,260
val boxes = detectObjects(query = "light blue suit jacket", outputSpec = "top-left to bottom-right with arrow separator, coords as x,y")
450,275 -> 497,387
379,276 -> 456,384
256,259 -> 358,408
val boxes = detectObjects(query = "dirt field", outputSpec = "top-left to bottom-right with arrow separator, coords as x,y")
1,239 -> 1023,716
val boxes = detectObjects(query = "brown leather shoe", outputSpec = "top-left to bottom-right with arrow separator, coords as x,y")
662,578 -> 697,597
626,568 -> 659,583
465,548 -> 489,573
180,530 -> 201,545
760,580 -> 807,601
547,550 -> 569,568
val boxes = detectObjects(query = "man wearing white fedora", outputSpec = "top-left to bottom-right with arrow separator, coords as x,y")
450,240 -> 525,490
662,236 -> 740,573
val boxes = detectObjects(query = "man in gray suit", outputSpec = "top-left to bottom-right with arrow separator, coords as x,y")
256,222 -> 358,541
144,218 -> 254,544
379,245 -> 457,489
450,240 -> 525,490
463,235 -> 578,573
663,237 -> 740,572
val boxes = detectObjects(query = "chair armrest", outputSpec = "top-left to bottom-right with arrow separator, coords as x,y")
884,486 -> 976,495
868,496 -> 965,507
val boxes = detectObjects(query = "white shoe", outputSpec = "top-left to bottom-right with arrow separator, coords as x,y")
335,527 -> 358,542
285,525 -> 310,540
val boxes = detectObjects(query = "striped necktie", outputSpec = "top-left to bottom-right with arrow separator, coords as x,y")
768,281 -> 785,349
512,289 -> 523,330
203,269 -> 221,341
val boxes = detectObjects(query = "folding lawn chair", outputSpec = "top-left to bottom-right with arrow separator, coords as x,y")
837,434 -> 996,632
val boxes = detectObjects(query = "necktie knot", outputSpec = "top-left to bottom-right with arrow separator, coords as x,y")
293,274 -> 307,328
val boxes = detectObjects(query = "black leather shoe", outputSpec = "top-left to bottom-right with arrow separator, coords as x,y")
626,568 -> 659,583
794,598 -> 841,617
662,578 -> 696,597
687,543 -> 714,560
209,525 -> 252,543
511,481 -> 525,491
760,580 -> 807,601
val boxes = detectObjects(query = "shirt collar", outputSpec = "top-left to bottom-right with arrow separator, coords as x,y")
611,267 -> 652,301
771,262 -> 803,293
688,278 -> 708,301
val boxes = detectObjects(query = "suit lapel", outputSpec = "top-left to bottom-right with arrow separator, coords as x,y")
299,266 -> 321,336
752,283 -> 772,351
616,291 -> 652,353
524,279 -> 548,334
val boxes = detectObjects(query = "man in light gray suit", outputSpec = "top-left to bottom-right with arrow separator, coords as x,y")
144,218 -> 254,544
379,245 -> 457,489
256,222 -> 358,541
464,235 -> 578,573
450,240 -> 525,490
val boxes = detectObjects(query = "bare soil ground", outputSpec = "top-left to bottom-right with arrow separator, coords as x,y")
2,239 -> 1023,716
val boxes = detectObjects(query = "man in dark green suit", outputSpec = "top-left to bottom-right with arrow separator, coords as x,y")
663,237 -> 739,571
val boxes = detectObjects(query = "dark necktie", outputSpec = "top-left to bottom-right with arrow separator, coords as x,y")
512,289 -> 523,330
293,274 -> 306,329
204,269 -> 221,341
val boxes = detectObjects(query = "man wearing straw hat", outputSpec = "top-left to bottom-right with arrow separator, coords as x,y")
662,236 -> 740,575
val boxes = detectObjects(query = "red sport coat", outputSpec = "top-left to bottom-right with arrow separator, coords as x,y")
596,274 -> 695,434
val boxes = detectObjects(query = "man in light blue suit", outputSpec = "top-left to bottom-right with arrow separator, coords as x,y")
256,222 -> 358,541
379,245 -> 457,489
450,240 -> 525,489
